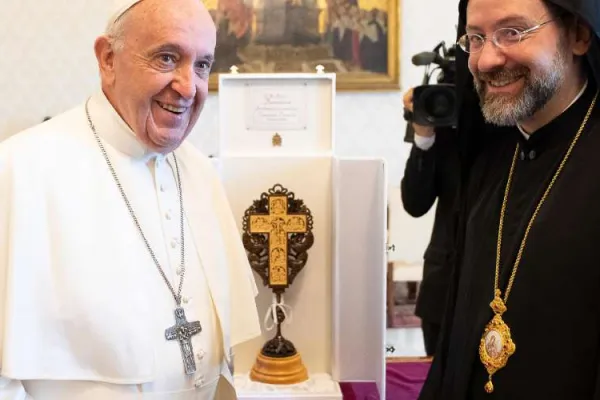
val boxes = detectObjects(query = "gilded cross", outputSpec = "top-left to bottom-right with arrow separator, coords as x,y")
165,307 -> 202,375
249,195 -> 308,287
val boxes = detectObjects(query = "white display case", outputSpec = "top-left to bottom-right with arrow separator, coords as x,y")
216,72 -> 387,400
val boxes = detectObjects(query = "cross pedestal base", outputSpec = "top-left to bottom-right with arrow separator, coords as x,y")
250,353 -> 308,385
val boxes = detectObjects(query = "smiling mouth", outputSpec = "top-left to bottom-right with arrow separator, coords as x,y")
486,77 -> 524,88
157,101 -> 187,115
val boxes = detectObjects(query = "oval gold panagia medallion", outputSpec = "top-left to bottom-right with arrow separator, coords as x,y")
479,313 -> 516,394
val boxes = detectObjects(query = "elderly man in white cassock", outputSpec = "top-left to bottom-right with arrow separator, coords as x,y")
0,0 -> 261,398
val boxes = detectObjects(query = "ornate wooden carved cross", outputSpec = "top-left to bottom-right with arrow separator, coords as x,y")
249,194 -> 308,287
242,184 -> 314,293
242,184 -> 314,364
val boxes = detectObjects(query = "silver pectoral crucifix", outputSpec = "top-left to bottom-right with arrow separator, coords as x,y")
165,307 -> 202,375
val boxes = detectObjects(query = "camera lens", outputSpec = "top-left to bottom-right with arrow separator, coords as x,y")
423,91 -> 454,118
413,84 -> 457,126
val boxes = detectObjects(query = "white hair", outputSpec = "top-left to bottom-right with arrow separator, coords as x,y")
104,10 -> 132,52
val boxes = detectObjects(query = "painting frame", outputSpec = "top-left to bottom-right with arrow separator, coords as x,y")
205,0 -> 401,92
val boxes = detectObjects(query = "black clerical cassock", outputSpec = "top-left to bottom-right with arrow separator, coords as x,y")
418,0 -> 600,399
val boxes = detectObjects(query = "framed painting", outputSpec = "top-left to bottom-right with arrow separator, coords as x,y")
203,0 -> 400,91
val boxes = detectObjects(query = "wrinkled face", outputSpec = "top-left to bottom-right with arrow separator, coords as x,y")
102,0 -> 216,153
466,0 -> 569,126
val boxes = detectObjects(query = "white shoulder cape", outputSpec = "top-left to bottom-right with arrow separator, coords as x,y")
0,99 -> 260,384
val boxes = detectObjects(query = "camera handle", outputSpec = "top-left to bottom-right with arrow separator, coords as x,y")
403,117 -> 416,143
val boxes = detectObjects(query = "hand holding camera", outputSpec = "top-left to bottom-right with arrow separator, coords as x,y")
403,88 -> 436,138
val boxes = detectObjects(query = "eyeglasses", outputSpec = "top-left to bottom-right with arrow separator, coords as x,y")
457,19 -> 555,53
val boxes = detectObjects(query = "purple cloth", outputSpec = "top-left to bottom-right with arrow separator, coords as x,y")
339,361 -> 431,400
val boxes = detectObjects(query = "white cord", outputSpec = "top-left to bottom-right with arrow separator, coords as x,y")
263,294 -> 293,331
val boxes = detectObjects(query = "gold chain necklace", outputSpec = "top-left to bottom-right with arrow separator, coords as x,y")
479,91 -> 598,394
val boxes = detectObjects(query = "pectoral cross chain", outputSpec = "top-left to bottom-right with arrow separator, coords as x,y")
85,101 -> 204,377
165,307 -> 202,375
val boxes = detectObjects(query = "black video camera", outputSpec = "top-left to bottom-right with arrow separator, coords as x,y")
406,41 -> 457,130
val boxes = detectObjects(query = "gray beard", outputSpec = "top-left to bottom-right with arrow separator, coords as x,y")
473,52 -> 566,126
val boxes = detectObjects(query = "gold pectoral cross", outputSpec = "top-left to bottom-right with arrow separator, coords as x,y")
249,195 -> 308,287
479,290 -> 516,393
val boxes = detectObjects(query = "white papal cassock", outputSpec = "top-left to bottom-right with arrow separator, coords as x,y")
0,91 -> 261,399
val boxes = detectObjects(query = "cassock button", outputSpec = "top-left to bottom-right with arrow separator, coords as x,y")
176,266 -> 183,275
182,296 -> 190,304
197,350 -> 205,360
160,184 -> 166,192
166,210 -> 172,220
519,151 -> 526,161
194,377 -> 204,388
528,150 -> 536,160
171,239 -> 177,248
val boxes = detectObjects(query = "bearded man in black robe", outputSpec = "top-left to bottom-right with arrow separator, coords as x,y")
417,0 -> 600,399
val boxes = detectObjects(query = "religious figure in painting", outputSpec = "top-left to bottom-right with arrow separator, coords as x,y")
485,332 -> 502,360
203,0 -> 391,75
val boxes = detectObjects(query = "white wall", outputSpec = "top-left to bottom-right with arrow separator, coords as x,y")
0,0 -> 459,266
